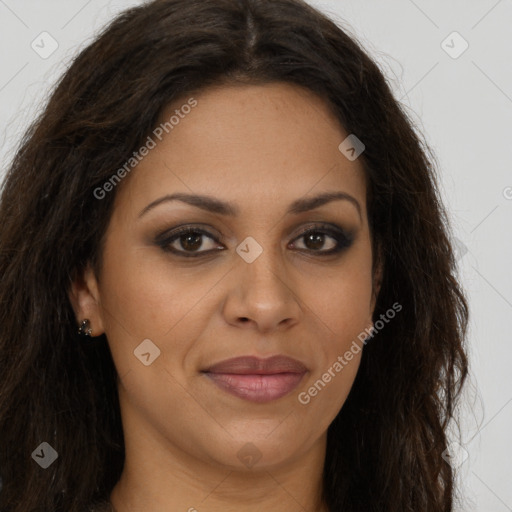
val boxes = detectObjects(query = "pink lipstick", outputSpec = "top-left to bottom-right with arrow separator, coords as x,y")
203,355 -> 307,403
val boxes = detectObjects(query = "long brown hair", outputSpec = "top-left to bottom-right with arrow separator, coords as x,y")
0,0 -> 469,510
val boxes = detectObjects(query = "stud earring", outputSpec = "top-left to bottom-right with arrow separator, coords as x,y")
78,319 -> 92,337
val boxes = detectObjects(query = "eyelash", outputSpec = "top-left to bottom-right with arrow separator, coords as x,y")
154,223 -> 354,259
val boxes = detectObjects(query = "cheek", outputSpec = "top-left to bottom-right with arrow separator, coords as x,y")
304,252 -> 374,340
97,237 -> 235,386
308,273 -> 372,332
294,250 -> 373,422
98,242 -> 218,338
296,349 -> 361,440
301,272 -> 369,391
295,271 -> 370,428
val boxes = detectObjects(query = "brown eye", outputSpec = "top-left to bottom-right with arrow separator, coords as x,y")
156,227 -> 223,257
299,232 -> 335,251
290,224 -> 353,255
177,232 -> 204,252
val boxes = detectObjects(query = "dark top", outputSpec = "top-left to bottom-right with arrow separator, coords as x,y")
88,501 -> 114,512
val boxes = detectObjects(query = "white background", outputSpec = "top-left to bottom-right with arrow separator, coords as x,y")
0,1 -> 511,510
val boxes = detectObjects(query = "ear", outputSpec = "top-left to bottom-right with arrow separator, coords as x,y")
68,263 -> 105,337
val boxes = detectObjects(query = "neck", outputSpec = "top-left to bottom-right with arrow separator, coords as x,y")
110,429 -> 329,512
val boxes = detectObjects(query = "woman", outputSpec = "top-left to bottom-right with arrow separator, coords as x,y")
0,0 -> 469,511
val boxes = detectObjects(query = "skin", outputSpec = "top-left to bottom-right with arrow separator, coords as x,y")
70,82 -> 381,512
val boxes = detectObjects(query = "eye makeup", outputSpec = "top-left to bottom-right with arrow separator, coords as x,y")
153,221 -> 355,259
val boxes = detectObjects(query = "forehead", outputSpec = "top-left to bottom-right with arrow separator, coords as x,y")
115,82 -> 367,220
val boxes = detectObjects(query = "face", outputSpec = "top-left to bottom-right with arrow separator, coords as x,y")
72,82 -> 380,473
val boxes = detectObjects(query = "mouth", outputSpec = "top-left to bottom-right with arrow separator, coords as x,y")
202,355 -> 308,403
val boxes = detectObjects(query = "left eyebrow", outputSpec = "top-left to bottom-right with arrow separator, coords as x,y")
138,191 -> 362,220
288,191 -> 362,220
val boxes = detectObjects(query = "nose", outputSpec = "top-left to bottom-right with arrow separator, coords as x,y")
221,244 -> 303,333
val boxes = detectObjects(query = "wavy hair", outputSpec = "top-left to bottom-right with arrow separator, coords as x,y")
0,0 -> 469,510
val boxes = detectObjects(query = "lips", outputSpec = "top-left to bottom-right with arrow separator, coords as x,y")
202,355 -> 308,403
